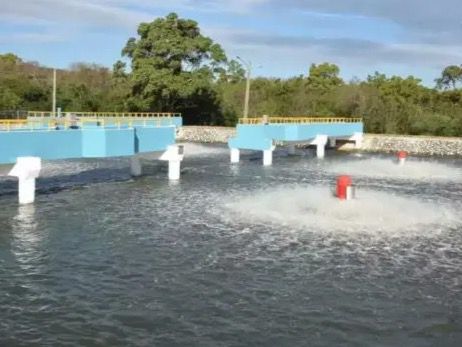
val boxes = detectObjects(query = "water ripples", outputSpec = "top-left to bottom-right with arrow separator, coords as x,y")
0,145 -> 461,346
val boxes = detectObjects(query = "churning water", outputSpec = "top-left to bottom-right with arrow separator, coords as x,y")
324,157 -> 462,182
0,145 -> 461,346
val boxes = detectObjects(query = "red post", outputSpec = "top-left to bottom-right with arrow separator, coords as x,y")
397,151 -> 408,159
336,175 -> 352,200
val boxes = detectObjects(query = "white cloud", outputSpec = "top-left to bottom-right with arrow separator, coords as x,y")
211,27 -> 462,67
0,32 -> 64,44
268,0 -> 462,44
0,0 -> 152,28
0,0 -> 459,83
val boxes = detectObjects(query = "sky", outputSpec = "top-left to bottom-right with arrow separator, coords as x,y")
1,0 -> 462,85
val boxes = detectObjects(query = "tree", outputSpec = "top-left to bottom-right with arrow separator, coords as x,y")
307,63 -> 343,91
219,59 -> 245,83
121,12 -> 227,123
0,53 -> 22,65
106,61 -> 131,111
363,72 -> 425,133
436,65 -> 462,90
0,86 -> 21,110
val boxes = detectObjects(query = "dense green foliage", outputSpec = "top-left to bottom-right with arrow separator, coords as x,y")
1,13 -> 462,135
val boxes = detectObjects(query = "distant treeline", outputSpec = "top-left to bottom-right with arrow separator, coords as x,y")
1,12 -> 462,136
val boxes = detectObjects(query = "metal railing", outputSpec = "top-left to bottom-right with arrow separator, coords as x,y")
239,116 -> 363,125
27,111 -> 182,118
76,118 -> 179,128
0,119 -> 29,131
0,119 -> 66,131
0,117 -> 179,131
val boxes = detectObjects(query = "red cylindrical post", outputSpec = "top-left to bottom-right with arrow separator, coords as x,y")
336,175 -> 352,200
397,151 -> 408,165
397,151 -> 408,159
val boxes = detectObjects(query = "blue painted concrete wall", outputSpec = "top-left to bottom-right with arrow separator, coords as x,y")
228,126 -> 274,151
229,122 -> 364,150
0,126 -> 176,164
0,130 -> 82,163
105,129 -> 135,157
82,129 -> 107,157
81,129 -> 135,158
135,126 -> 175,152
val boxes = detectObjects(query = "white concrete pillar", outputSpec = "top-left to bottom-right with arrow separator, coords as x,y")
8,157 -> 42,205
329,138 -> 337,148
288,145 -> 296,155
130,156 -> 142,177
160,145 -> 184,180
316,144 -> 325,159
352,132 -> 363,149
18,178 -> 36,205
263,149 -> 273,166
312,135 -> 328,159
230,148 -> 240,163
168,160 -> 181,180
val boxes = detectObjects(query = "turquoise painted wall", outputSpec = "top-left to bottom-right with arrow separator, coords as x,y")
0,126 -> 176,164
0,130 -> 82,163
229,123 -> 364,150
82,129 -> 106,157
228,126 -> 274,151
135,127 -> 176,152
105,129 -> 135,157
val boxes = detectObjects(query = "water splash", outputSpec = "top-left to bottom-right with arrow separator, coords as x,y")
222,185 -> 460,235
180,143 -> 229,157
324,157 -> 462,181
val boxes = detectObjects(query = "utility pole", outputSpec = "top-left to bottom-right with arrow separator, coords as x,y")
52,68 -> 56,117
244,67 -> 251,119
237,56 -> 252,119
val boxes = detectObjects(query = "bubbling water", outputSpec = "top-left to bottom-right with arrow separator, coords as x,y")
324,157 -> 462,181
180,143 -> 229,157
223,185 -> 460,235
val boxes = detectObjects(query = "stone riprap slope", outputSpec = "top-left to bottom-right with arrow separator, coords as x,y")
177,126 -> 462,156
361,134 -> 462,156
177,126 -> 236,143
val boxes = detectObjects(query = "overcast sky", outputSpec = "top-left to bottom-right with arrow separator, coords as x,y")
1,0 -> 461,85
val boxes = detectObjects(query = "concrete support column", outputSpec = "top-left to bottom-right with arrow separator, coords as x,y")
18,178 -> 36,205
312,135 -> 328,159
263,149 -> 273,166
130,156 -> 142,177
288,145 -> 296,155
160,145 -> 184,180
329,138 -> 337,148
353,132 -> 363,149
316,144 -> 326,159
168,160 -> 181,180
230,148 -> 240,163
8,157 -> 42,205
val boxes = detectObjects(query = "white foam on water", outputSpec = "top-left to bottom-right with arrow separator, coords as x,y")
222,185 -> 460,236
180,143 -> 229,157
324,157 -> 462,181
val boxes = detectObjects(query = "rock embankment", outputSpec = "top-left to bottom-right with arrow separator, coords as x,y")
177,126 -> 236,143
177,126 -> 462,156
361,134 -> 462,156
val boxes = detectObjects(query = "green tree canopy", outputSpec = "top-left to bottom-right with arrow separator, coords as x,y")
121,12 -> 227,123
436,65 -> 462,90
307,63 -> 343,91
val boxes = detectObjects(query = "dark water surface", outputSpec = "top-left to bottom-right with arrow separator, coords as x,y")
0,144 -> 461,346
